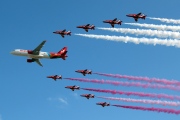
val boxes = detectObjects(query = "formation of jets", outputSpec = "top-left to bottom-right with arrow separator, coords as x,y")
10,12 -> 147,109
10,12 -> 146,67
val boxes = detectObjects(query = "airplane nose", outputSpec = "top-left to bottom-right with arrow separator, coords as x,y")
10,51 -> 14,54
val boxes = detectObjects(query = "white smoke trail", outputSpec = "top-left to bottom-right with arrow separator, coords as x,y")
75,33 -> 180,48
97,27 -> 180,39
98,96 -> 180,107
125,23 -> 180,32
148,17 -> 180,24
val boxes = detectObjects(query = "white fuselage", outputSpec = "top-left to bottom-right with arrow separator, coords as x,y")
10,49 -> 50,59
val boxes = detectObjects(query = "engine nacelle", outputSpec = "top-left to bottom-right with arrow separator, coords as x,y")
27,50 -> 33,54
27,59 -> 35,63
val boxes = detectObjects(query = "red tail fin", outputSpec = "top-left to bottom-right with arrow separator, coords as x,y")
58,47 -> 68,60
58,47 -> 67,54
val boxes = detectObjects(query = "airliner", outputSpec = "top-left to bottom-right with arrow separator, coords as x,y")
10,40 -> 68,67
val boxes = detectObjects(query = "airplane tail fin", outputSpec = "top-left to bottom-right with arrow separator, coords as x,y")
67,31 -> 71,36
91,24 -> 95,30
57,47 -> 68,60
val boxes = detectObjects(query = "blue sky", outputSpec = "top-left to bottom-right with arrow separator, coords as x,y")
1,0 -> 180,119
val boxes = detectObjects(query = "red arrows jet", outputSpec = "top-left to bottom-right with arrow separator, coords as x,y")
65,85 -> 80,91
126,12 -> 147,22
80,94 -> 95,99
47,75 -> 62,81
103,18 -> 122,27
76,24 -> 95,32
96,102 -> 110,107
50,47 -> 68,60
75,69 -> 92,76
53,29 -> 71,38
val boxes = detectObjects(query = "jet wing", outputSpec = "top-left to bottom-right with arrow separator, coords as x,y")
136,12 -> 141,16
35,59 -> 43,67
31,58 -> 43,67
85,29 -> 88,32
61,34 -> 65,38
32,40 -> 46,55
134,18 -> 138,22
111,24 -> 114,28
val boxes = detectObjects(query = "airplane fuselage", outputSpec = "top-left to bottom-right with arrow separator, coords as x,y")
11,49 -> 51,59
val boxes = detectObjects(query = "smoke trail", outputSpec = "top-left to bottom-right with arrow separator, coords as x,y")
93,72 -> 180,86
125,23 -> 180,32
148,17 -> 180,24
75,34 -> 180,48
97,96 -> 180,107
97,27 -> 180,39
65,78 -> 180,91
82,88 -> 180,100
112,104 -> 180,115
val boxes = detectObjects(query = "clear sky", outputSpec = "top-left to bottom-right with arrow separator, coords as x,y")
1,0 -> 180,120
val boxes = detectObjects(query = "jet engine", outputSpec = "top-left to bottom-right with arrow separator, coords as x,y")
27,59 -> 35,63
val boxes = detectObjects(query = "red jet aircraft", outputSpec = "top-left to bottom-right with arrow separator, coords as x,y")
65,85 -> 80,91
126,12 -> 147,22
103,18 -> 122,27
96,102 -> 110,107
47,75 -> 62,81
76,24 -> 95,32
75,69 -> 92,76
50,47 -> 68,60
53,29 -> 71,38
80,94 -> 95,99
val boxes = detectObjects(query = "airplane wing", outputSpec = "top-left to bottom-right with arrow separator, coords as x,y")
32,40 -> 46,55
134,18 -> 138,22
61,34 -> 65,38
85,29 -> 88,32
34,59 -> 43,67
86,24 -> 90,27
111,24 -> 114,28
113,18 -> 117,21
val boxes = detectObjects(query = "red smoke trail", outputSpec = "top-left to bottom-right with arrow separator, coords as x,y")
97,96 -> 180,106
64,78 -> 180,91
112,104 -> 180,115
81,88 -> 180,100
93,72 -> 180,86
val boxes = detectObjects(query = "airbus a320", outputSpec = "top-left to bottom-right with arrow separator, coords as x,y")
10,40 -> 68,66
